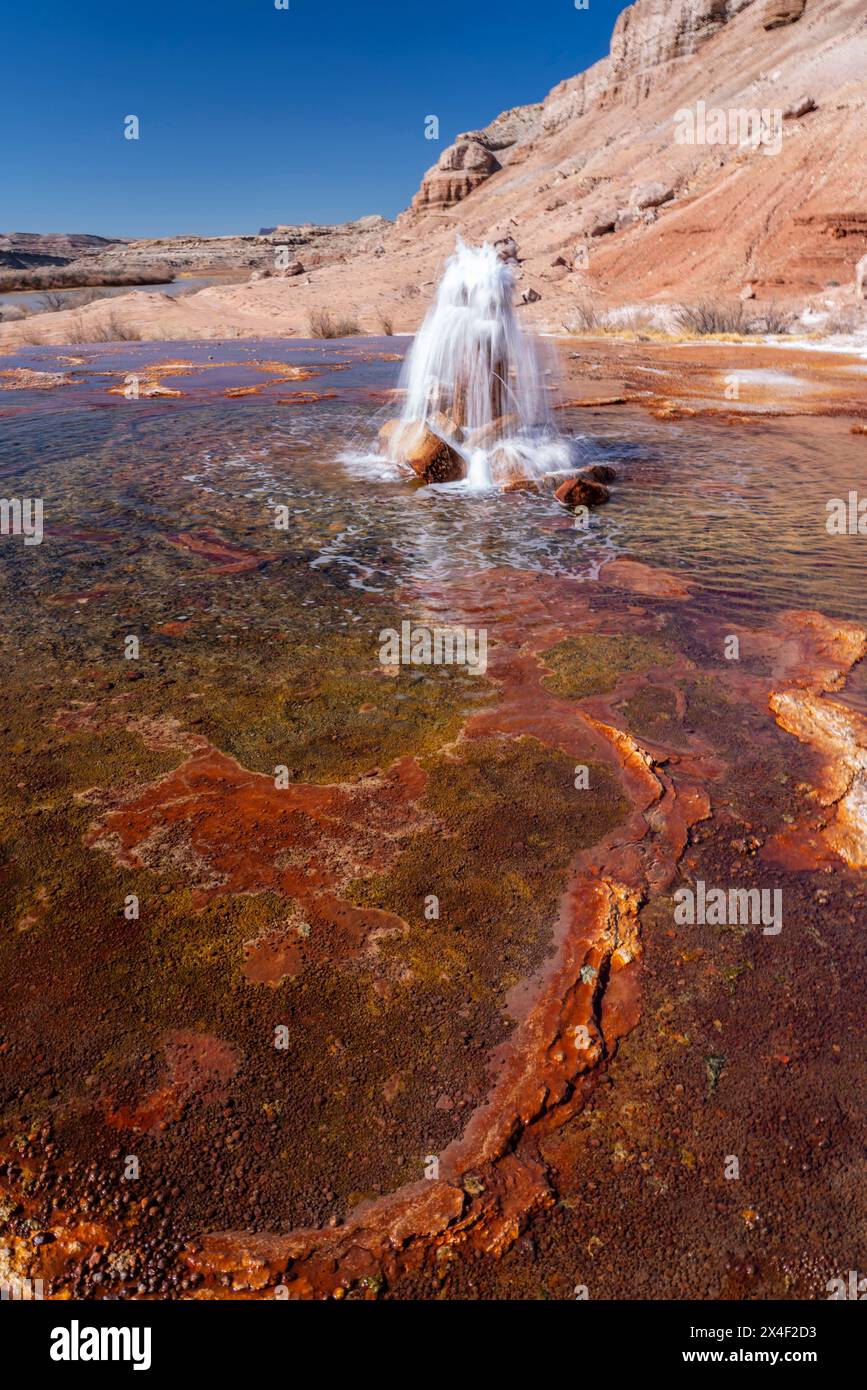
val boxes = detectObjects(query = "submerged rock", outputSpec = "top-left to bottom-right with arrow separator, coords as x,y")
580,463 -> 617,484
502,478 -> 541,494
426,409 -> 465,443
465,413 -> 520,448
554,475 -> 610,509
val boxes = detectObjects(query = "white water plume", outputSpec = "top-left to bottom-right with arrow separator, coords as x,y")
393,239 -> 576,489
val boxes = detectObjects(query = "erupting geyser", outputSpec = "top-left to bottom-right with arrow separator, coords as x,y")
378,239 -> 577,489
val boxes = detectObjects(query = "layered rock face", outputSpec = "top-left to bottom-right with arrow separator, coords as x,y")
763,0 -> 807,28
83,217 -> 392,274
393,0 -> 865,315
606,0 -> 757,100
412,136 -> 502,212
0,232 -> 124,270
1,0 -> 862,345
0,218 -> 393,289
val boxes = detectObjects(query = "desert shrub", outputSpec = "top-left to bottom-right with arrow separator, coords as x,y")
308,307 -> 361,338
64,315 -> 89,344
36,290 -> 68,312
15,323 -> 45,345
563,300 -> 601,332
674,301 -> 751,335
66,287 -> 116,308
822,308 -> 863,335
758,307 -> 792,335
88,312 -> 142,342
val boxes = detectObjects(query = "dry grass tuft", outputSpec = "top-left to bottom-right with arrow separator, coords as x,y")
308,307 -> 361,338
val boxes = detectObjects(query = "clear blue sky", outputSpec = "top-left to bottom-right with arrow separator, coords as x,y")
4,0 -> 628,237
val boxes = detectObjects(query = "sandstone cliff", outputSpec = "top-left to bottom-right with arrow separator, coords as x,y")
3,0 -> 865,344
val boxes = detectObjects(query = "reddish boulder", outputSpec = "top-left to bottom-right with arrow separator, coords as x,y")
381,419 -> 465,483
465,413 -> 520,448
404,425 -> 465,483
554,475 -> 610,509
377,418 -> 405,454
580,463 -> 617,484
502,478 -> 540,495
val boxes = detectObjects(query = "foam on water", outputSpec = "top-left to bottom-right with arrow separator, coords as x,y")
388,239 -> 578,489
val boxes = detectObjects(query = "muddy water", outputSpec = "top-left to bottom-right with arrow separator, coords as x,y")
0,340 -> 865,1299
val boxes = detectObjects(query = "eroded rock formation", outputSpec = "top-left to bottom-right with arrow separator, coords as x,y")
412,136 -> 502,212
763,0 -> 807,29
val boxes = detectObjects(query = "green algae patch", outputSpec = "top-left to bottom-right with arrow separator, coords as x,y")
620,684 -> 680,741
351,735 -> 629,1003
193,646 -> 492,784
678,676 -> 802,825
540,633 -> 677,700
678,674 -> 737,736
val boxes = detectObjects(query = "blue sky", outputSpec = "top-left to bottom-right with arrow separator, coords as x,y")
4,0 -> 628,237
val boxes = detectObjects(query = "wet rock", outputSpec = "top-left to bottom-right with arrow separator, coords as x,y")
465,413 -> 520,448
553,475 -> 610,509
488,444 -> 527,484
377,418 -> 405,453
426,410 -> 464,443
400,422 -> 466,484
580,463 -> 617,484
501,478 -> 540,494
856,254 -> 867,301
